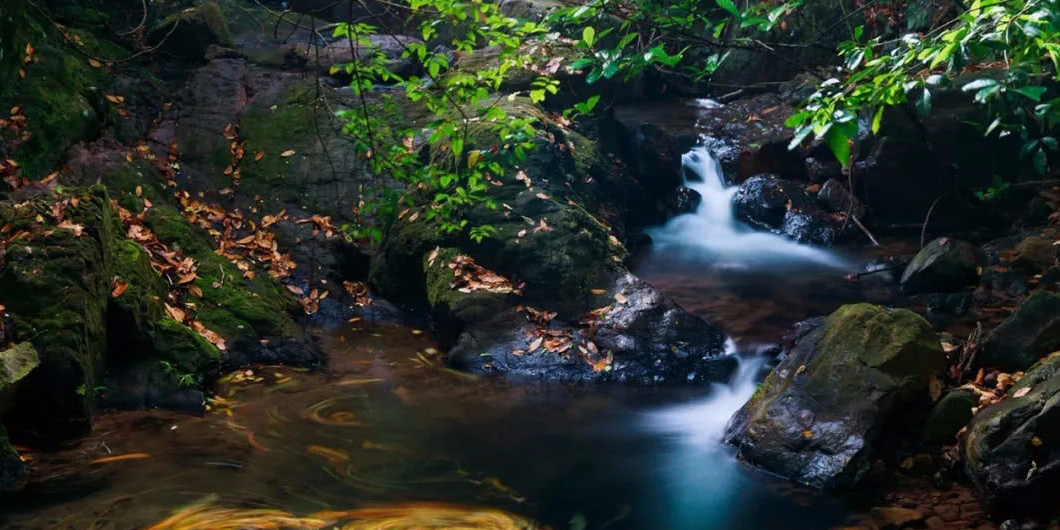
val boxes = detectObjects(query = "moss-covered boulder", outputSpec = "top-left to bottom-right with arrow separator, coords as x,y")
977,290 -> 1060,372
0,342 -> 39,491
725,304 -> 946,490
901,237 -> 985,294
963,353 -> 1060,519
372,98 -> 731,383
148,2 -> 234,60
0,187 -> 119,437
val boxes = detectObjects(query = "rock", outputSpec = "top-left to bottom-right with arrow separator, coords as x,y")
733,174 -> 852,245
871,507 -> 925,529
661,186 -> 701,218
963,353 -> 1060,519
925,292 -> 972,317
817,178 -> 867,219
900,237 -> 985,294
1039,267 -> 1060,291
148,2 -> 235,60
499,0 -> 567,21
1010,236 -> 1058,274
0,425 -> 24,491
725,304 -> 946,490
0,343 -> 40,399
370,98 -> 732,383
978,267 -> 1030,299
977,291 -> 1060,372
923,389 -> 975,444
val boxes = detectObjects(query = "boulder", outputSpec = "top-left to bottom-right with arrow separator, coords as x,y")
725,304 -> 946,490
148,2 -> 235,60
977,290 -> 1060,372
499,0 -> 567,21
370,98 -> 732,383
963,353 -> 1060,519
0,342 -> 38,491
1010,236 -> 1058,274
732,174 -> 852,245
900,237 -> 985,294
922,389 -> 975,444
817,178 -> 866,219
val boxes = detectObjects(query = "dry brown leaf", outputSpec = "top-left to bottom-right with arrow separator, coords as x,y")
165,303 -> 186,322
57,220 -> 84,236
111,281 -> 129,298
254,150 -> 265,161
280,149 -> 296,157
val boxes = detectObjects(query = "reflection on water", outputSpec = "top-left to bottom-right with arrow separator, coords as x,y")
1,326 -> 848,530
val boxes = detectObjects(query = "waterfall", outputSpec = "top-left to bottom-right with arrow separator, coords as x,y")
646,145 -> 849,269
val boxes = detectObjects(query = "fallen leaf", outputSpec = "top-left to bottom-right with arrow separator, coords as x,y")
280,150 -> 296,157
254,150 -> 265,161
590,289 -> 606,295
528,336 -> 544,352
286,284 -> 304,295
90,453 -> 151,464
1013,386 -> 1032,398
57,220 -> 84,236
165,303 -> 186,322
111,281 -> 129,298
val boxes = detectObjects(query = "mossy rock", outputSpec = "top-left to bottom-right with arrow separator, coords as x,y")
0,187 -> 118,437
149,1 -> 234,60
922,389 -> 975,445
900,237 -> 985,294
371,97 -> 627,319
726,304 -> 945,490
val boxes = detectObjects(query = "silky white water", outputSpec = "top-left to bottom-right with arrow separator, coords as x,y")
647,145 -> 849,269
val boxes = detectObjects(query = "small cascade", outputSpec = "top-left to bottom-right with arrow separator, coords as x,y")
647,145 -> 849,269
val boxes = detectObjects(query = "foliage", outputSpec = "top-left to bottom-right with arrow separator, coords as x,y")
331,1 -> 549,243
785,0 -> 1059,176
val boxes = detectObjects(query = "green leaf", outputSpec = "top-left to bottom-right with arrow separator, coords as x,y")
962,78 -> 999,92
582,26 -> 596,47
871,106 -> 885,134
716,0 -> 740,18
1013,86 -> 1047,102
1032,148 -> 1048,175
916,88 -> 932,116
824,127 -> 852,168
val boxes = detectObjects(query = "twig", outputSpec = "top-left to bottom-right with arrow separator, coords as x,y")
920,193 -> 947,248
851,215 -> 880,247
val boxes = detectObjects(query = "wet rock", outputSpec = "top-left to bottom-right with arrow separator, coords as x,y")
0,343 -> 40,398
922,389 -> 975,444
1038,267 -> 1060,291
871,506 -> 925,529
817,178 -> 866,219
371,98 -> 730,383
978,267 -> 1030,299
963,353 -> 1060,519
733,174 -> 851,245
900,237 -> 985,294
660,186 -> 701,218
977,290 -> 1060,372
148,2 -> 235,60
725,304 -> 946,490
1010,236 -> 1058,274
926,292 -> 972,317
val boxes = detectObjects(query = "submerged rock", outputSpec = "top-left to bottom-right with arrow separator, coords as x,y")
900,237 -> 985,294
963,353 -> 1060,519
977,290 -> 1060,372
725,304 -> 945,490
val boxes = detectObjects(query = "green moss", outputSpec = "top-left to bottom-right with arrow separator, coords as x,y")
142,205 -> 298,343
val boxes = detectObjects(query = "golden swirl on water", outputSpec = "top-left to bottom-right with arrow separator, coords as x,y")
143,502 -> 544,530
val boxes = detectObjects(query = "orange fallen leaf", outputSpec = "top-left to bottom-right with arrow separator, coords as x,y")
254,150 -> 265,161
165,303 -> 186,322
111,281 -> 129,298
280,150 -> 296,157
90,453 -> 151,464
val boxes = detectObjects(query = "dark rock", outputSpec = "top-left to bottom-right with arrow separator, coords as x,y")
148,2 -> 235,60
963,353 -> 1060,519
923,389 -> 975,444
733,174 -> 851,245
900,237 -> 985,294
979,267 -> 1030,299
660,186 -> 701,218
926,292 -> 972,317
977,290 -> 1060,372
1011,236 -> 1058,274
0,342 -> 38,491
0,425 -> 23,491
1039,267 -> 1060,291
725,304 -> 945,490
817,178 -> 866,219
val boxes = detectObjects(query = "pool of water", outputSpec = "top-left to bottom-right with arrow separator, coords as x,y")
2,323 -> 854,530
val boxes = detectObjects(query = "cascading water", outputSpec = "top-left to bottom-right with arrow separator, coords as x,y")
646,144 -> 849,269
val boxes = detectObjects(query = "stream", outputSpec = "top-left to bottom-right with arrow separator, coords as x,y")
3,145 -> 895,530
